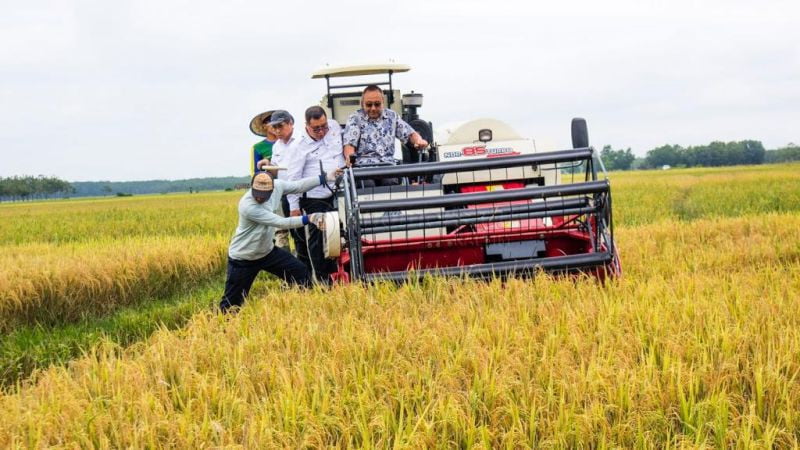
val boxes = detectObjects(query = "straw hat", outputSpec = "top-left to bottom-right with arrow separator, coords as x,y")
250,172 -> 275,200
249,110 -> 275,137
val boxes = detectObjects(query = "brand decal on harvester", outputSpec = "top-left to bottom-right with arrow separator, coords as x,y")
442,146 -> 516,158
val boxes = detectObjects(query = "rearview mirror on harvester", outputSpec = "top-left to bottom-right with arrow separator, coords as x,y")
571,118 -> 589,149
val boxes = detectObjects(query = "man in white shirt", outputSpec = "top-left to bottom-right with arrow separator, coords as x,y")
283,106 -> 346,283
267,110 -> 300,252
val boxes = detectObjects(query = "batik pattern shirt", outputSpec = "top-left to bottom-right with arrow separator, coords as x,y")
343,108 -> 415,165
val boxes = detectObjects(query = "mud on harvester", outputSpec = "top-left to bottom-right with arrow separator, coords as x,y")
312,63 -> 621,282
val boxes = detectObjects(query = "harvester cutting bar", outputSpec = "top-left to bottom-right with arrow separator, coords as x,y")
351,148 -> 594,180
359,180 -> 609,213
363,207 -> 597,234
365,228 -> 591,248
362,251 -> 614,282
360,197 -> 590,228
364,207 -> 596,234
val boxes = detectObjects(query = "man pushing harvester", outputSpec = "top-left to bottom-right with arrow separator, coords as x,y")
219,169 -> 340,313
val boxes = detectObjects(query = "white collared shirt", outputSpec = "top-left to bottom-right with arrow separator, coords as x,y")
270,132 -> 300,179
284,119 -> 345,211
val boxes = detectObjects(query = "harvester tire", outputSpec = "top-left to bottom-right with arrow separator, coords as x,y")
571,118 -> 589,149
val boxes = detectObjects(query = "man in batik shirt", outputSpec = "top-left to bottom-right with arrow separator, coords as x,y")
342,85 -> 428,187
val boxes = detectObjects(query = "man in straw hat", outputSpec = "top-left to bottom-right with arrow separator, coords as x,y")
249,110 -> 278,176
219,169 -> 340,313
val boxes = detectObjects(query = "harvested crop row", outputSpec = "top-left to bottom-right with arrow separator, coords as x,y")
0,235 -> 228,332
1,213 -> 798,447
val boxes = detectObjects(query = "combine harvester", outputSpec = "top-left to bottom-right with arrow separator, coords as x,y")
312,63 -> 620,282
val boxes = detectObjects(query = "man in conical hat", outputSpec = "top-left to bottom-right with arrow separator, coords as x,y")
249,110 -> 278,176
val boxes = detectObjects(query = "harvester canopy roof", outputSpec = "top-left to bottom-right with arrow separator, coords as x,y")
311,63 -> 411,79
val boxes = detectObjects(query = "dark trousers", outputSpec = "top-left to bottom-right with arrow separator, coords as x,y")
281,195 -> 301,256
219,247 -> 310,312
293,196 -> 337,284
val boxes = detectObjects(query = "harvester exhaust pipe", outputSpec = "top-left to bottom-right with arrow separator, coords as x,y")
572,118 -> 589,149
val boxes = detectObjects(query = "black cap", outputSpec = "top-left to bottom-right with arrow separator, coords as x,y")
268,110 -> 294,126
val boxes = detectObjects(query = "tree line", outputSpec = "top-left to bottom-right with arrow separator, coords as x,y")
0,176 -> 74,202
764,144 -> 800,164
70,176 -> 249,197
599,141 -> 800,171
0,175 -> 253,202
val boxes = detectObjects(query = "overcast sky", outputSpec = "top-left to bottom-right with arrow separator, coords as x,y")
2,0 -> 798,181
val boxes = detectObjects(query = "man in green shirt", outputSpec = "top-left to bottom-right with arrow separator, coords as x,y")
249,110 -> 278,176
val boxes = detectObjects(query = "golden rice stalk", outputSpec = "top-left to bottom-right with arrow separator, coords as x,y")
0,213 -> 798,447
0,235 -> 227,332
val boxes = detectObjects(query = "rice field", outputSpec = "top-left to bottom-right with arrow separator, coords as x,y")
0,191 -> 237,245
0,163 -> 799,447
0,236 -> 226,332
0,192 -> 236,331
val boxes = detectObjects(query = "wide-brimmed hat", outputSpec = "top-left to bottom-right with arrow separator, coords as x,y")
249,110 -> 275,137
251,172 -> 275,200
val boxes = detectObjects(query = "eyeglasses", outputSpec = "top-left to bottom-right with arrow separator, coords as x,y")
308,123 -> 329,133
364,102 -> 382,109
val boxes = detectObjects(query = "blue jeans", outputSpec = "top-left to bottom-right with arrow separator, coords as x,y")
219,246 -> 310,312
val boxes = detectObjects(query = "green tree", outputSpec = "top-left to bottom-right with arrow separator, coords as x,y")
600,145 -> 636,171
644,145 -> 684,168
741,140 -> 766,164
0,176 -> 74,202
765,143 -> 799,163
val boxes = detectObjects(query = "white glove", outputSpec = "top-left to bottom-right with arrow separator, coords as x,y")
308,212 -> 326,228
325,168 -> 343,183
